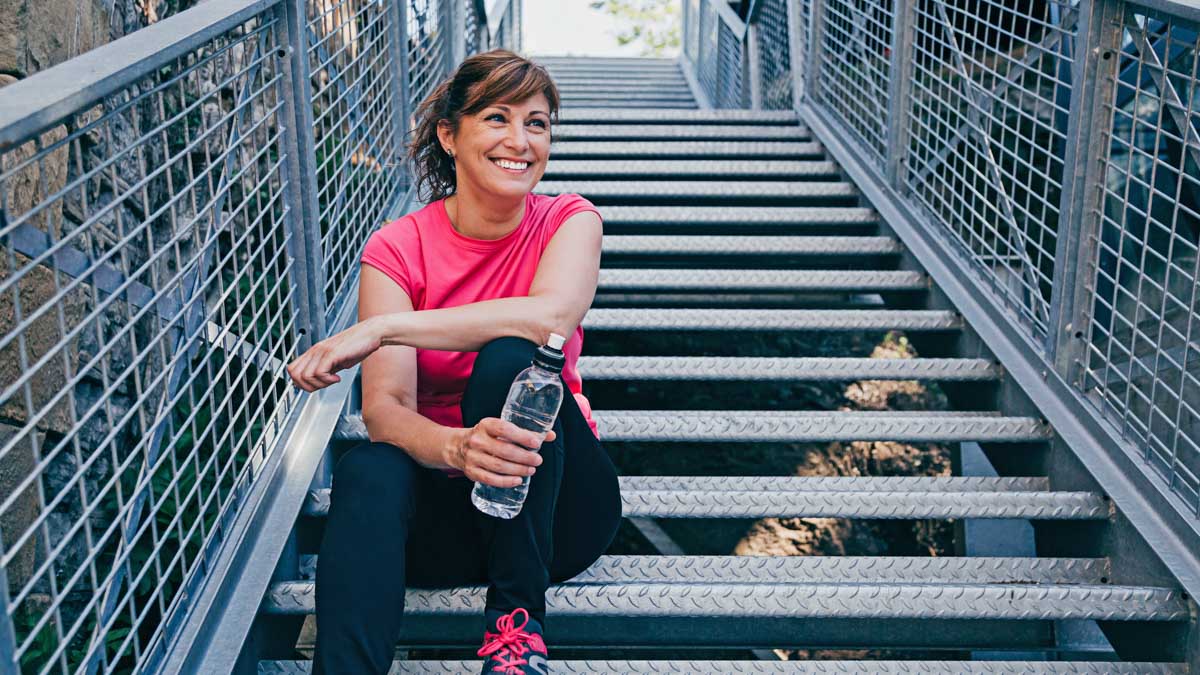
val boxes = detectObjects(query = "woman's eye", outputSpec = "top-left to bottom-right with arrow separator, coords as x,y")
486,113 -> 505,122
529,119 -> 547,129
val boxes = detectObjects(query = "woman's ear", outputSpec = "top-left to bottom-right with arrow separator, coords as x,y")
435,120 -> 455,158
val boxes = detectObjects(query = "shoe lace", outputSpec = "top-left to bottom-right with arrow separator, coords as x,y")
477,608 -> 540,674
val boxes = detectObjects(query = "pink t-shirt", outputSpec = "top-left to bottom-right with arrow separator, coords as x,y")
360,191 -> 601,441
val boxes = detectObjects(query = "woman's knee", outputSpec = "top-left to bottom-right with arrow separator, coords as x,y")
462,337 -> 540,421
331,441 -> 420,514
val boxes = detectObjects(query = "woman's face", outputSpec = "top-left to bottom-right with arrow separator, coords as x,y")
442,94 -> 552,201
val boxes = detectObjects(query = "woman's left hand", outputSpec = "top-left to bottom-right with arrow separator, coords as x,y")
287,318 -> 383,392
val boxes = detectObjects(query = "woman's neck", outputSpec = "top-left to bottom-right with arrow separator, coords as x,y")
445,185 -> 525,240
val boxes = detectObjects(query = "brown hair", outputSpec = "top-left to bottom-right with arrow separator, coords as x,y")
408,50 -> 560,201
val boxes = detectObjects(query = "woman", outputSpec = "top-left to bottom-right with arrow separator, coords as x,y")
286,50 -> 622,674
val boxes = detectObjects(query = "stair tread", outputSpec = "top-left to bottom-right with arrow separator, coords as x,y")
259,660 -> 1187,674
551,141 -> 825,157
537,180 -> 856,199
597,268 -> 926,291
575,355 -> 998,380
602,234 -> 899,254
546,159 -> 839,177
296,553 -> 1110,584
581,307 -> 960,330
598,205 -> 875,225
554,125 -> 809,140
554,110 -> 798,124
262,577 -> 1182,619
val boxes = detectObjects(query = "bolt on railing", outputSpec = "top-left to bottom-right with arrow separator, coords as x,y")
0,0 -> 518,671
681,0 -> 1200,596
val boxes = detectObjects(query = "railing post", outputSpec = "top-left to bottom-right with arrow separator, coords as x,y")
387,0 -> 411,184
1048,0 -> 1124,382
276,0 -> 328,347
884,0 -> 915,186
805,0 -> 825,104
787,0 -> 806,109
746,23 -> 763,109
450,0 -> 466,66
0,558 -> 16,675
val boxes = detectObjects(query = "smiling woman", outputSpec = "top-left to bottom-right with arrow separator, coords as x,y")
285,50 -> 619,675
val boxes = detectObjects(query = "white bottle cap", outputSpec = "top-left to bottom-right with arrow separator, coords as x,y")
547,333 -> 566,350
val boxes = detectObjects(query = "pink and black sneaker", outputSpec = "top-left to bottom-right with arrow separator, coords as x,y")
476,607 -> 549,674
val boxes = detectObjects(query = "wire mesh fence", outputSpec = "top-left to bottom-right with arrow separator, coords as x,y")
0,8 -> 300,672
306,0 -> 404,321
753,0 -> 795,109
904,0 -> 1075,341
1079,5 -> 1200,512
813,0 -> 892,164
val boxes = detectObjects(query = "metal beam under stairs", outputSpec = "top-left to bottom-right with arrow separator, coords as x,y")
250,56 -> 1192,673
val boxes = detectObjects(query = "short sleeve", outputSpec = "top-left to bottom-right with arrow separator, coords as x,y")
360,219 -> 415,300
543,193 -> 601,242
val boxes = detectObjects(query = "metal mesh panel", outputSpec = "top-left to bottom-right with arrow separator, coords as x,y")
0,11 -> 300,673
1080,8 -> 1200,511
306,0 -> 402,320
717,19 -> 746,108
464,0 -> 483,55
902,0 -> 1076,341
407,0 -> 451,114
754,0 -> 794,109
814,0 -> 893,161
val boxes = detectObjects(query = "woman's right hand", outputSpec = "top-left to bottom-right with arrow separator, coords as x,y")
450,418 -> 557,488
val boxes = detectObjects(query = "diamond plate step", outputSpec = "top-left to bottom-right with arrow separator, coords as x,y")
599,206 -> 875,226
575,356 -> 999,381
595,411 -> 1051,442
602,234 -> 900,255
264,575 -> 1180,619
554,125 -> 810,141
559,88 -> 694,97
555,109 -> 798,124
559,100 -> 699,109
546,159 -> 840,178
305,475 -> 1102,519
259,661 -> 1186,674
597,269 -> 926,292
295,554 -> 1109,585
550,141 -> 825,158
537,180 -> 856,201
581,308 -> 960,331
332,411 -> 1048,445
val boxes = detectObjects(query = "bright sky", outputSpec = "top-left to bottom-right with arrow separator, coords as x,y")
521,0 -> 679,57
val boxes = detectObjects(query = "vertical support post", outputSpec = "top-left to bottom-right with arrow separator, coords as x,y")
884,0 -> 916,186
450,0 -> 466,67
276,0 -> 329,347
386,0 -> 411,185
0,557 -> 17,675
805,0 -> 825,104
787,0 -> 806,110
747,23 -> 763,109
1048,0 -> 1124,382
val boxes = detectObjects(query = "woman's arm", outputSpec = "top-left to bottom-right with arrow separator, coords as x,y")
356,267 -> 551,485
370,209 -> 602,351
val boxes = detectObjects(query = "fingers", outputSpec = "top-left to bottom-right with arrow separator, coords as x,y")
286,342 -> 343,392
486,418 -> 548,453
467,467 -> 524,489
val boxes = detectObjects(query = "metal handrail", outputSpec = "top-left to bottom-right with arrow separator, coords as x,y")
0,0 -> 275,149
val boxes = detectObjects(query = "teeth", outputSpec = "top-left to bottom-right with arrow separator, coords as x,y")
494,159 -> 529,170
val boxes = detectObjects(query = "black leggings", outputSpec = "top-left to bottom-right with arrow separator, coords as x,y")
312,337 -> 622,674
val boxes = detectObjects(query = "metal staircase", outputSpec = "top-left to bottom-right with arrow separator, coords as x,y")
252,58 -> 1191,673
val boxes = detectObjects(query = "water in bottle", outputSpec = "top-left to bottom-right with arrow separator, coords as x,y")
471,333 -> 567,519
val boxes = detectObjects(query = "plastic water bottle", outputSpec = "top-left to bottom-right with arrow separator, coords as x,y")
471,333 -> 567,519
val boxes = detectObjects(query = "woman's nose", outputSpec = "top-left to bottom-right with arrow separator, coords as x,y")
504,122 -> 529,152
